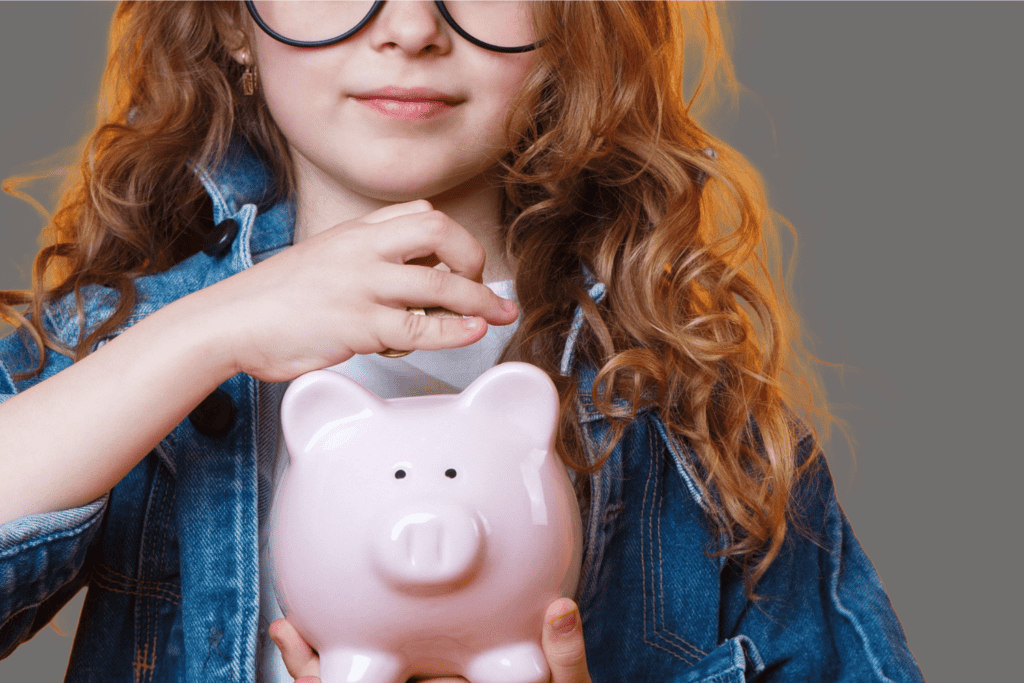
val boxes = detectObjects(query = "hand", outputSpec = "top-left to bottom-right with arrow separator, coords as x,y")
186,199 -> 519,383
269,598 -> 592,683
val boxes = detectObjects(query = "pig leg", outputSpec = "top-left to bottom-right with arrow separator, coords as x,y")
465,641 -> 548,683
318,648 -> 403,683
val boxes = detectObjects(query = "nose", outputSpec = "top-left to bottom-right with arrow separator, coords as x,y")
371,500 -> 485,592
367,1 -> 453,56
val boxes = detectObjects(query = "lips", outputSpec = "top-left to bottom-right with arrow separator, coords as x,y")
352,86 -> 462,121
357,99 -> 455,120
352,86 -> 461,104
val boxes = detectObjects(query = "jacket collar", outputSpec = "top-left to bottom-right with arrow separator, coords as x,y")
192,135 -> 295,262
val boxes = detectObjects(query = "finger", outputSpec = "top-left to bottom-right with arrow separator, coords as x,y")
269,618 -> 321,680
376,264 -> 518,326
406,253 -> 442,269
374,305 -> 487,354
375,210 -> 487,284
361,199 -> 435,224
542,599 -> 591,683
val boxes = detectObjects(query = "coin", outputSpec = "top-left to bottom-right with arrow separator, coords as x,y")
377,306 -> 461,358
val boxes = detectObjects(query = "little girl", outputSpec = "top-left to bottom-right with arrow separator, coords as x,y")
0,2 -> 924,682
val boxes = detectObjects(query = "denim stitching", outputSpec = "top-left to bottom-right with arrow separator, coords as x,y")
152,440 -> 178,478
638,430 -> 688,663
92,571 -> 181,603
0,562 -> 94,657
132,640 -> 152,683
144,468 -> 176,681
93,578 -> 180,602
92,573 -> 180,604
827,497 -> 898,683
649,413 -> 708,511
559,281 -> 606,377
640,432 -> 699,664
559,304 -> 586,377
733,634 -> 766,674
97,565 -> 180,594
136,471 -> 166,683
145,475 -> 166,683
639,421 -> 652,649
234,373 -> 261,683
196,167 -> 231,226
96,569 -> 180,593
237,203 -> 258,271
148,479 -> 177,683
156,485 -> 177,575
0,510 -> 105,559
638,426 -> 699,663
652,431 -> 708,661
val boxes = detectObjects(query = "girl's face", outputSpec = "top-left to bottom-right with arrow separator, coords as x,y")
246,1 -> 539,206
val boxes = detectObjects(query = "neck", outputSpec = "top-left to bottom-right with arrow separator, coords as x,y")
292,165 -> 513,284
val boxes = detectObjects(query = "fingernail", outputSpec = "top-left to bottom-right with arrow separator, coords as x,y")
550,606 -> 577,636
462,317 -> 480,330
502,299 -> 518,314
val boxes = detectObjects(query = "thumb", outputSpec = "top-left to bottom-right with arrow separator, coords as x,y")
268,618 -> 321,681
541,598 -> 591,683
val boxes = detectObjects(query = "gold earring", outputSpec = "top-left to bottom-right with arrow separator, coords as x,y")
242,64 -> 257,96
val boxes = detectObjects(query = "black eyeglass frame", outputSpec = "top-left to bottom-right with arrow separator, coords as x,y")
243,0 -> 547,53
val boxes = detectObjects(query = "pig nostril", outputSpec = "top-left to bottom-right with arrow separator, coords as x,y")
445,469 -> 457,479
395,469 -> 407,479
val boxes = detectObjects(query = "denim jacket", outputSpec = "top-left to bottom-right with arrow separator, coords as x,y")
0,137 -> 924,683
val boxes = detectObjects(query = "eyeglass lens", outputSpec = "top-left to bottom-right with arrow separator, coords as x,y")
251,1 -> 536,50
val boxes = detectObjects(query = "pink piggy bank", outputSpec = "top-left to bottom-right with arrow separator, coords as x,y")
271,361 -> 583,683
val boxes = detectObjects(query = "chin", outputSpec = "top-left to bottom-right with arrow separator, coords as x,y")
360,174 -> 489,205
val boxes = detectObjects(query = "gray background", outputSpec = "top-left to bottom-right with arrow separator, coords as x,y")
1,2 -> 1019,681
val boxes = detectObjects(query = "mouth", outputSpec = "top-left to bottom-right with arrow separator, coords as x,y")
353,95 -> 458,121
352,85 -> 462,104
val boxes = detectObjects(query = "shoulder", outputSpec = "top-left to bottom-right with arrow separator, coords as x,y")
0,284 -> 119,392
0,253 -> 218,394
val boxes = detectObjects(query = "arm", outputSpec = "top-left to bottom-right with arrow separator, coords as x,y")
719,436 -> 925,682
0,295 -> 233,655
0,200 -> 516,524
0,295 -> 237,523
0,200 -> 517,654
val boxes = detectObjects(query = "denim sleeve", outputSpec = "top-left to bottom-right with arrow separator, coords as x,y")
718,435 -> 925,682
0,496 -> 107,659
0,346 -> 108,659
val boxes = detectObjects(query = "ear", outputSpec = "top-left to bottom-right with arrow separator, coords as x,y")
458,363 -> 559,448
280,370 -> 387,463
208,1 -> 253,66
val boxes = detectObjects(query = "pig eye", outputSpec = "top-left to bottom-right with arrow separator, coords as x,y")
394,469 -> 407,479
445,468 -> 457,479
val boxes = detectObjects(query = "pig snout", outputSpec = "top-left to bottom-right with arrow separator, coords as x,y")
370,501 -> 485,591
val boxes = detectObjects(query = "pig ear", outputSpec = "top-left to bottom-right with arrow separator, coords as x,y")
280,370 -> 386,462
458,362 -> 559,447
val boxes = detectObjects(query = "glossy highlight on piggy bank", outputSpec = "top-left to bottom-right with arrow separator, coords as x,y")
271,362 -> 583,683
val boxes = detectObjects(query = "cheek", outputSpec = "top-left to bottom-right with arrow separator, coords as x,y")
254,42 -> 337,130
477,56 -> 536,140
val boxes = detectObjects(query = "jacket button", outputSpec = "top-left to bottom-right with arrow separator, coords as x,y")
189,388 -> 236,438
201,218 -> 239,258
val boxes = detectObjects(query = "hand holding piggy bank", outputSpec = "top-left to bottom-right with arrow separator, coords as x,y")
271,362 -> 583,683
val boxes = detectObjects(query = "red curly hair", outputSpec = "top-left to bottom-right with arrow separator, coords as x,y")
1,1 -> 840,597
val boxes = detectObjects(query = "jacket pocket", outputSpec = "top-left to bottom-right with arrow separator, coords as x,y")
670,636 -> 764,683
